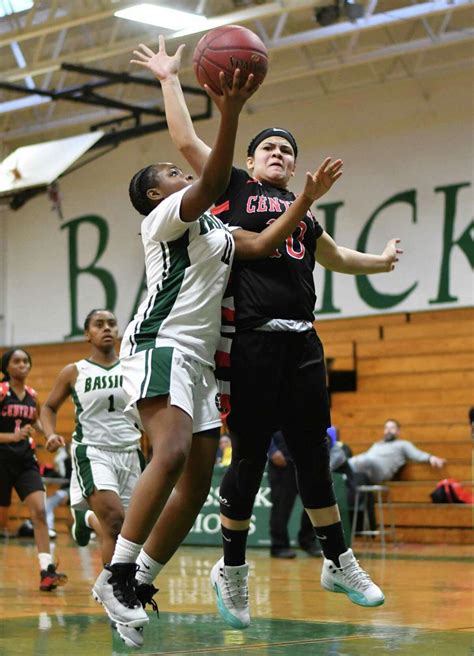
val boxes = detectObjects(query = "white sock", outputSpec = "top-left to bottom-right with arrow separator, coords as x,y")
135,549 -> 163,585
84,510 -> 95,529
111,534 -> 143,565
38,552 -> 52,571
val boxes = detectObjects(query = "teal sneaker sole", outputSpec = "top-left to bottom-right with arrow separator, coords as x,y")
213,583 -> 249,629
333,583 -> 385,607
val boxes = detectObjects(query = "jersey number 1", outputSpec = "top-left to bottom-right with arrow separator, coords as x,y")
107,395 -> 116,412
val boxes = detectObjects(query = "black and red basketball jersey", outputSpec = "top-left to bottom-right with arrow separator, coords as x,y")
0,381 -> 37,456
212,167 -> 324,330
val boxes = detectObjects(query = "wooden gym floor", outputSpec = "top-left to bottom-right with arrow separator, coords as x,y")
0,536 -> 472,656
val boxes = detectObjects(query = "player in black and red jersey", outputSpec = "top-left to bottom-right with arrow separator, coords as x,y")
129,41 -> 403,627
0,348 -> 67,592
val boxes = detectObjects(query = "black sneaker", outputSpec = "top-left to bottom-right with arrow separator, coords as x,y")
136,582 -> 159,617
40,564 -> 68,591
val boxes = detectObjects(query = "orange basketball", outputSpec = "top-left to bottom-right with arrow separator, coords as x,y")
193,25 -> 268,95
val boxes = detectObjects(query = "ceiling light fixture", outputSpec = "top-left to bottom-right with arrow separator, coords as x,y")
315,1 -> 364,27
0,0 -> 33,19
314,3 -> 339,27
343,1 -> 364,21
114,3 -> 208,30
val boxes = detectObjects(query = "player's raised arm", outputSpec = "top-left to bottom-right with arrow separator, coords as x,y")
131,37 -> 211,176
178,70 -> 257,223
316,234 -> 403,274
234,157 -> 343,260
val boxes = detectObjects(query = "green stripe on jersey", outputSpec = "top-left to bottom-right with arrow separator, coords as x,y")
71,388 -> 84,443
147,347 -> 173,398
135,230 -> 190,353
135,231 -> 190,352
73,445 -> 94,497
139,347 -> 174,400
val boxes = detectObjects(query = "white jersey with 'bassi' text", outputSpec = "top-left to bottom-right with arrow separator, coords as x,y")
121,186 -> 236,368
71,359 -> 141,449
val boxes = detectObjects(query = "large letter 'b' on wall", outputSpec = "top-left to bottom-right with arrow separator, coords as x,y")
356,190 -> 418,309
61,215 -> 117,338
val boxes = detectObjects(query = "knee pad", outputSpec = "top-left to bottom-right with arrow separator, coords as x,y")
292,435 -> 336,509
219,457 -> 267,520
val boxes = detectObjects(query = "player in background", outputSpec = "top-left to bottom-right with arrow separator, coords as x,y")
41,309 -> 145,565
0,348 -> 68,591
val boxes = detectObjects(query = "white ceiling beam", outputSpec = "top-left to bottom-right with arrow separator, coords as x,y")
2,0 -> 471,84
0,1 -> 316,48
267,29 -> 473,87
1,52 -> 472,142
267,0 -> 473,50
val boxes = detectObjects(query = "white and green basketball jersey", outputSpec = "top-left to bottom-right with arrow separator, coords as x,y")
121,185 -> 236,367
71,359 -> 141,448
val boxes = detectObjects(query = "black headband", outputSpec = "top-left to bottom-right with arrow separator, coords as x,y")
247,128 -> 298,158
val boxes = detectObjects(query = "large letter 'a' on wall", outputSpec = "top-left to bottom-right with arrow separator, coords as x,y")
61,215 -> 117,338
429,182 -> 473,305
356,190 -> 418,309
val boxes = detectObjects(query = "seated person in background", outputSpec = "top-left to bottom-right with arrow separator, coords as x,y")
349,419 -> 446,484
267,430 -> 321,559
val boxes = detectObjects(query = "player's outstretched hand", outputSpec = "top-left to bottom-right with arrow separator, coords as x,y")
204,69 -> 259,115
131,36 -> 185,81
302,157 -> 343,202
381,238 -> 404,271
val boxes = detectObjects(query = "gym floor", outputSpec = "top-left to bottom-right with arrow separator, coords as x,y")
0,538 -> 472,655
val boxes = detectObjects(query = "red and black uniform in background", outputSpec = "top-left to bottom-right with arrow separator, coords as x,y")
0,381 -> 44,507
213,168 -> 335,522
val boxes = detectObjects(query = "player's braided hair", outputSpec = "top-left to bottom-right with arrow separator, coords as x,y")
129,165 -> 160,216
1,348 -> 32,382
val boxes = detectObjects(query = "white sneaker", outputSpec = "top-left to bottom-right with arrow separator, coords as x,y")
321,548 -> 385,607
210,558 -> 250,629
92,565 -> 149,628
115,624 -> 144,649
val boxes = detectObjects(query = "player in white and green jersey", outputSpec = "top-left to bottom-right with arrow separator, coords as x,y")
90,41 -> 346,644
41,309 -> 145,567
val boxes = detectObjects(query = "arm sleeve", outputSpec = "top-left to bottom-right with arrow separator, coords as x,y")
142,186 -> 192,242
401,440 -> 431,463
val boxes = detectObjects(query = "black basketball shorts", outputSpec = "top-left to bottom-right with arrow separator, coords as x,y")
0,452 -> 45,506
227,328 -> 331,438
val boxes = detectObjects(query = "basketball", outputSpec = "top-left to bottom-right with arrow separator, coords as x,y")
193,25 -> 268,95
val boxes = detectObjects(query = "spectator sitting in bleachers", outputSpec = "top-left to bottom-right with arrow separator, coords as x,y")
349,419 -> 446,484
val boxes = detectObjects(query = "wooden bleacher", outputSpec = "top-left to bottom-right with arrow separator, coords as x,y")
318,306 -> 473,545
2,307 -> 473,542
